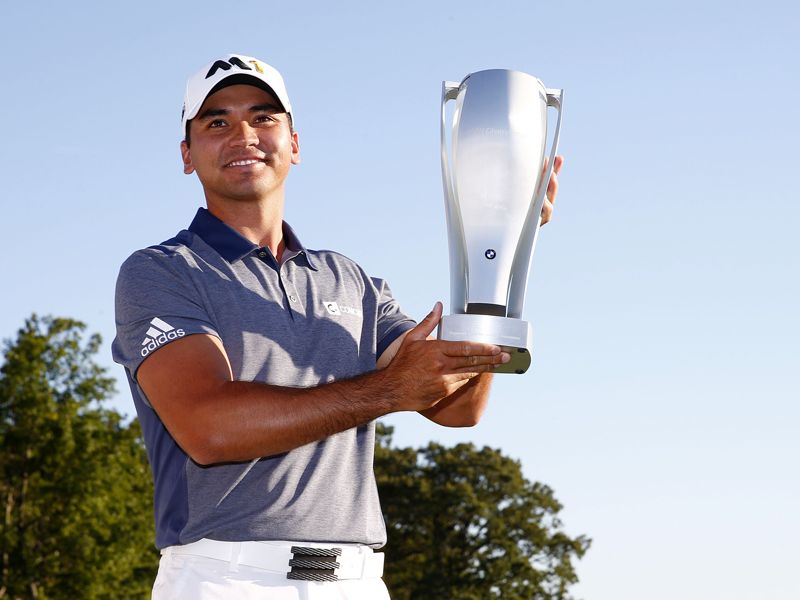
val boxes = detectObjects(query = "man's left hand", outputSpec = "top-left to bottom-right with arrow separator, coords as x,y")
540,154 -> 564,226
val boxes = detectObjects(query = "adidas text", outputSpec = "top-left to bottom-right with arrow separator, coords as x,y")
140,317 -> 186,357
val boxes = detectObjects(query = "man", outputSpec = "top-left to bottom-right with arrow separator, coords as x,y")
112,54 -> 563,599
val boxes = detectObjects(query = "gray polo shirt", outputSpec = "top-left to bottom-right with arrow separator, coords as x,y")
112,207 -> 415,549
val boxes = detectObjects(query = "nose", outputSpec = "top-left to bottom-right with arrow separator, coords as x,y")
230,120 -> 259,147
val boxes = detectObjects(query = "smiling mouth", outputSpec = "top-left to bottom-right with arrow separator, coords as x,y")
225,158 -> 265,168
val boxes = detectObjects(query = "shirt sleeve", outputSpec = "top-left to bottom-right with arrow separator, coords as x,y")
371,277 -> 416,358
112,249 -> 220,381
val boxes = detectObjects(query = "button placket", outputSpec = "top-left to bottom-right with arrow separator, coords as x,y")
281,264 -> 304,317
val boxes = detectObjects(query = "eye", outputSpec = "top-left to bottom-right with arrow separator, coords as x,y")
254,114 -> 276,125
208,119 -> 227,128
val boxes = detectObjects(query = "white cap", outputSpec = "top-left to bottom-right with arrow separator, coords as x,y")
181,54 -> 292,137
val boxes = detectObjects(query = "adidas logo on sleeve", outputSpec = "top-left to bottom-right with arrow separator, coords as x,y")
140,317 -> 186,357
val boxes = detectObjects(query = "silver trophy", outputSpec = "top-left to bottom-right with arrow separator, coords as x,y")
438,69 -> 564,374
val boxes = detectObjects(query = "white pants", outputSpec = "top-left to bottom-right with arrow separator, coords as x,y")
152,542 -> 391,600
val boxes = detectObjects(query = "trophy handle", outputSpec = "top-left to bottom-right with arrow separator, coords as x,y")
441,80 -> 468,314
506,88 -> 564,319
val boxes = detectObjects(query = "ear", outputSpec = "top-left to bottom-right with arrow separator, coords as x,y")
180,140 -> 194,174
290,130 -> 301,165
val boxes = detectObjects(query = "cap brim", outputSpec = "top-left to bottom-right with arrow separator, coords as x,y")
203,73 -> 287,114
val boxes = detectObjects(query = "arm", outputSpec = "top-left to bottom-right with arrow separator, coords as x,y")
137,303 -> 508,465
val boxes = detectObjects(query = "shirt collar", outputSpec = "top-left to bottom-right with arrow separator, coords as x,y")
188,207 -> 317,270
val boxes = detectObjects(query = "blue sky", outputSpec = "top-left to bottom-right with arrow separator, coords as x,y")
1,1 -> 798,598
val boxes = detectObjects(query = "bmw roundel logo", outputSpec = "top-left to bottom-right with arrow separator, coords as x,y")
485,249 -> 496,260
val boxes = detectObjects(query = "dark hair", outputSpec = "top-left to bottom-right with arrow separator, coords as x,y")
184,112 -> 293,148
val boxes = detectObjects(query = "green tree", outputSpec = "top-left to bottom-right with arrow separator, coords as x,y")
375,424 -> 590,600
0,315 -> 158,599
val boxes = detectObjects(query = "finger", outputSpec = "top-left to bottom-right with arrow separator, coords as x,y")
439,377 -> 475,398
546,170 -> 559,204
452,363 -> 502,375
541,158 -> 562,226
547,156 -> 563,201
440,340 -> 501,357
405,302 -> 443,342
450,352 -> 510,370
540,155 -> 562,211
540,198 -> 554,225
444,372 -> 482,387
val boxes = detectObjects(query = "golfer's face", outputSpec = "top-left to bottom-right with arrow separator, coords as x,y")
181,84 -> 299,205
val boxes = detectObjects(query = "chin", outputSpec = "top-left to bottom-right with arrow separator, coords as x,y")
230,185 -> 280,203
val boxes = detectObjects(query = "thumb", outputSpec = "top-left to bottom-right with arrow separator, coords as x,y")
405,302 -> 443,342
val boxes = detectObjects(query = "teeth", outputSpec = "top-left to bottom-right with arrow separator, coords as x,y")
228,159 -> 260,167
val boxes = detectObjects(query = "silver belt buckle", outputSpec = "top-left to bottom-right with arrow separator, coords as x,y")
287,546 -> 342,582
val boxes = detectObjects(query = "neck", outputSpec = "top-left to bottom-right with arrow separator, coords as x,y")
206,197 -> 286,261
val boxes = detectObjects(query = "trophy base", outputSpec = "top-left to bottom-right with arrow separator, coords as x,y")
437,314 -> 532,374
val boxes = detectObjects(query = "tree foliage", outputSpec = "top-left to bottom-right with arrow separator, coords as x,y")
375,424 -> 590,600
0,316 -> 157,599
0,313 -> 589,599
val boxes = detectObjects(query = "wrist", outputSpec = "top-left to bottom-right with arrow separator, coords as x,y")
362,366 -> 403,416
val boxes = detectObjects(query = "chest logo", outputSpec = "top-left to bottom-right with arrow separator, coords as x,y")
323,301 -> 362,317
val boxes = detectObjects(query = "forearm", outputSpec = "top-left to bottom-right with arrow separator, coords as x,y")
420,373 -> 493,427
183,369 -> 397,465
140,310 -> 504,465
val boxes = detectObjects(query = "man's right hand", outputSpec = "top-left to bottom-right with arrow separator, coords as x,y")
378,302 -> 510,413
